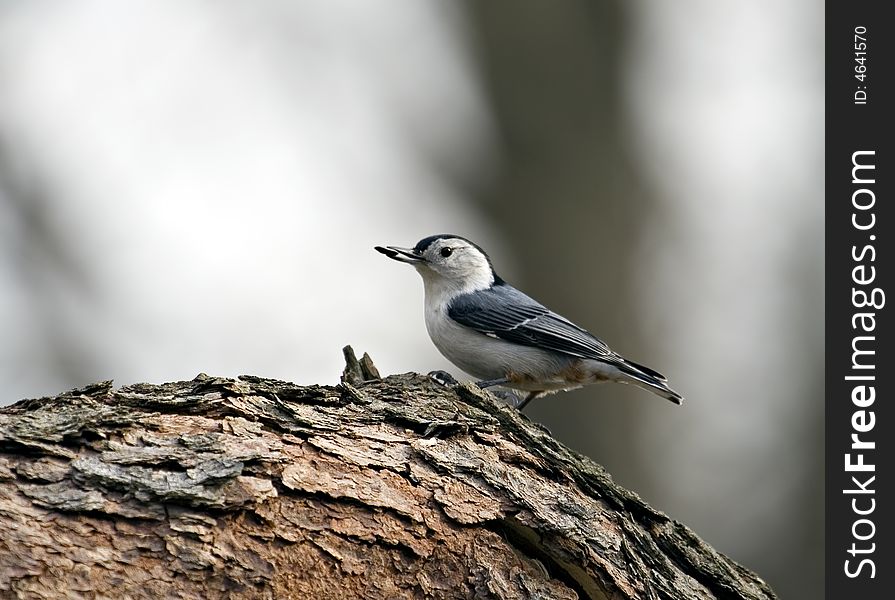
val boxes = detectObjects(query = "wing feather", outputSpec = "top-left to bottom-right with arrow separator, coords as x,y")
447,285 -> 613,360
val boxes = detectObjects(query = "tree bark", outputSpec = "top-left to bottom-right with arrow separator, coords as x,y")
0,348 -> 775,600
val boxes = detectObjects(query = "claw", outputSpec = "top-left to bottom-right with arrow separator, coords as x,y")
488,389 -> 522,406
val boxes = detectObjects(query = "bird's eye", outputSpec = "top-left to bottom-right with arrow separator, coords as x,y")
440,247 -> 453,258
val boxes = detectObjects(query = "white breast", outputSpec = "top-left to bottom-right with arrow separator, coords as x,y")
423,297 -> 572,386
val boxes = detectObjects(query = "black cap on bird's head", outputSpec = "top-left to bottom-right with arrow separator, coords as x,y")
410,234 -> 479,255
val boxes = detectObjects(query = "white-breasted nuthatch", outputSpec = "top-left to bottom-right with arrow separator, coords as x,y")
375,234 -> 683,410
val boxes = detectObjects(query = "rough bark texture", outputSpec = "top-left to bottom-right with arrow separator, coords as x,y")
0,348 -> 776,600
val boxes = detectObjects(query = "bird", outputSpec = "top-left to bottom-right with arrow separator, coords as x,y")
374,234 -> 682,410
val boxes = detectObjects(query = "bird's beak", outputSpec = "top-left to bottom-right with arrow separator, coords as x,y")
374,245 -> 426,264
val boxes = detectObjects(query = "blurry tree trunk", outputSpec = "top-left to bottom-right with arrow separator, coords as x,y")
0,348 -> 774,600
463,0 -> 663,458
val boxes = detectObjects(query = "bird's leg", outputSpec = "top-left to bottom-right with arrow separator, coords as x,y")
488,389 -> 522,405
475,377 -> 510,389
515,391 -> 544,411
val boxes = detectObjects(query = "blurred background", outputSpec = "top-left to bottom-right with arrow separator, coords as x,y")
0,1 -> 823,597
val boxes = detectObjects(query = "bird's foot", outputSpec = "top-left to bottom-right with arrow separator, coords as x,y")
428,370 -> 459,387
487,389 -> 524,407
492,390 -> 543,411
475,377 -> 510,390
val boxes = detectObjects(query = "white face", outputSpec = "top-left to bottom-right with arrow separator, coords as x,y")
414,238 -> 493,289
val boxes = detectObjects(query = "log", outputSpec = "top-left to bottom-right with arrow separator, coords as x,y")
0,347 -> 776,600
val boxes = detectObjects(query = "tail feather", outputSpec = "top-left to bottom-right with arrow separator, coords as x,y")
616,360 -> 683,405
621,357 -> 668,383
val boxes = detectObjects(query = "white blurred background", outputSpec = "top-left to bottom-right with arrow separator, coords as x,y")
0,1 -> 823,597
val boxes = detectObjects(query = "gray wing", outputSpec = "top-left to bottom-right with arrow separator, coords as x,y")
447,284 -> 613,360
